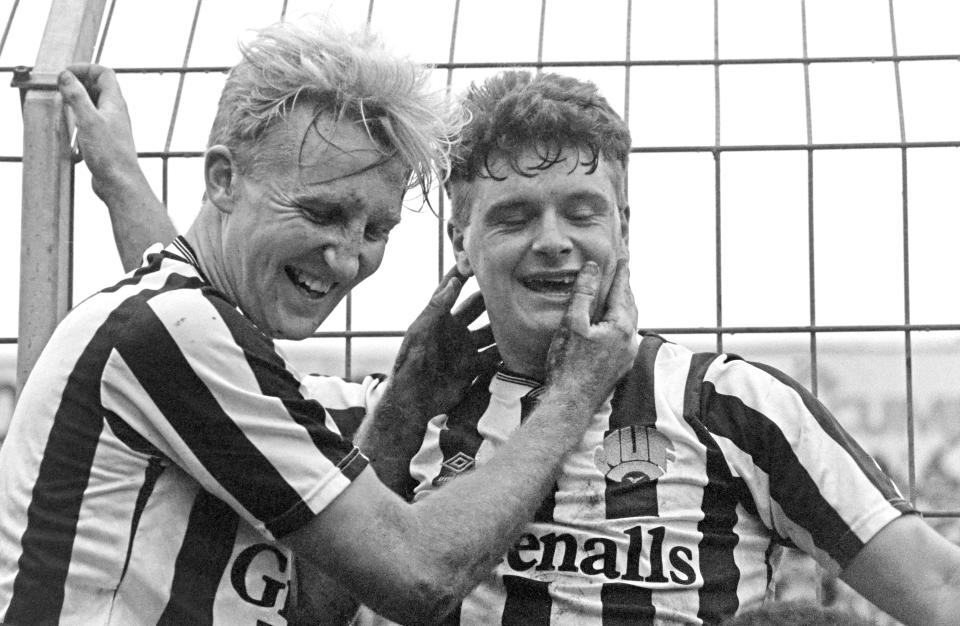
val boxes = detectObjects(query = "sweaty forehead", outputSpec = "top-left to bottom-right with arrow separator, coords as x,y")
253,107 -> 406,186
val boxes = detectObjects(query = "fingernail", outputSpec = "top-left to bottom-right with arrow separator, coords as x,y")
58,71 -> 73,85
581,261 -> 599,276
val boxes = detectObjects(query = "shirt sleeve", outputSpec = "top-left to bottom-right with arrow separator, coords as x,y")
701,356 -> 915,573
299,373 -> 386,439
99,286 -> 368,540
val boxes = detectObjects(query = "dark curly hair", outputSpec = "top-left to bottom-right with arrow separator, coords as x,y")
444,70 -> 631,225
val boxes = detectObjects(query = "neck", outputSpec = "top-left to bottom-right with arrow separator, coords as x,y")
494,328 -> 551,382
184,204 -> 233,303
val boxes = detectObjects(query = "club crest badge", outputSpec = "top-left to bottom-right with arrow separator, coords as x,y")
595,425 -> 675,483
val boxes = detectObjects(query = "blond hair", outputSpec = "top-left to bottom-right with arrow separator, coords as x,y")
208,18 -> 464,194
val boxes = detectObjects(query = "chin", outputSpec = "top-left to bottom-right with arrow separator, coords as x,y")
261,316 -> 321,341
289,319 -> 327,340
530,312 -> 566,334
514,320 -> 561,350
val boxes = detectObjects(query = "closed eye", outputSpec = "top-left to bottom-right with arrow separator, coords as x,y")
364,224 -> 393,242
299,204 -> 342,225
568,207 -> 602,221
562,192 -> 612,222
487,204 -> 532,228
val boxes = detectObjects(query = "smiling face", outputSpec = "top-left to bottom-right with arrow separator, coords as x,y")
449,148 -> 629,376
210,106 -> 407,340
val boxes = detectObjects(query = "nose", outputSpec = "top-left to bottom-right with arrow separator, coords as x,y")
531,210 -> 573,257
322,229 -> 362,283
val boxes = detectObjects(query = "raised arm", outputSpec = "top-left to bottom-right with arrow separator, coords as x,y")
58,63 -> 177,271
286,260 -> 640,624
354,267 -> 499,498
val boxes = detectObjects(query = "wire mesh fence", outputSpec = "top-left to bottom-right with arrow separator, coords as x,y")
3,1 -> 960,620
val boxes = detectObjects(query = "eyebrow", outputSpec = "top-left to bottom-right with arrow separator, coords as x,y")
288,191 -> 402,228
287,189 -> 362,211
483,198 -> 535,222
487,198 -> 534,213
560,190 -> 614,208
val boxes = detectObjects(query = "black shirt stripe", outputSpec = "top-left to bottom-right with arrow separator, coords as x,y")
599,334 -> 663,625
208,295 -> 360,470
502,575 -> 552,625
684,352 -> 744,623
601,582 -> 654,626
605,334 -> 663,520
157,490 -> 239,625
697,356 -> 889,568
5,273 -> 199,624
749,360 -> 911,511
113,294 -> 319,539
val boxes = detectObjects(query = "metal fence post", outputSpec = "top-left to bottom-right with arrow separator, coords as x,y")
15,0 -> 106,394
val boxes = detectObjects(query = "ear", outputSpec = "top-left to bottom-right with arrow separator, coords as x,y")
204,145 -> 239,214
446,221 -> 473,277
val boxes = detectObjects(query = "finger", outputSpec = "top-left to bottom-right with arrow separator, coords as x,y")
63,63 -> 97,92
601,259 -> 636,326
452,290 -> 486,327
58,70 -> 99,121
467,324 -> 495,350
89,66 -> 124,112
424,273 -> 461,316
439,265 -> 462,284
562,261 -> 600,335
66,64 -> 127,113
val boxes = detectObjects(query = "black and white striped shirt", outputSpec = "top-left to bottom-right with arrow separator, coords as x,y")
402,333 -> 913,625
0,238 -> 376,625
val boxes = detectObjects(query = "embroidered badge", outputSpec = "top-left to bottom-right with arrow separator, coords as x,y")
595,425 -> 675,483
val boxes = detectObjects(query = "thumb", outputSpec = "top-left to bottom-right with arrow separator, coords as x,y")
561,261 -> 600,335
58,70 -> 98,121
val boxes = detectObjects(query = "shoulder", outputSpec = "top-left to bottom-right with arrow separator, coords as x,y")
700,351 -> 809,405
80,256 -> 277,374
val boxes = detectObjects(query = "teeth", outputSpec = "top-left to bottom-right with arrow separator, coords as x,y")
530,275 -> 575,284
287,267 -> 333,296
523,274 -> 577,292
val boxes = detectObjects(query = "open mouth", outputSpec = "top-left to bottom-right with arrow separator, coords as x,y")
519,272 -> 578,295
285,266 -> 335,300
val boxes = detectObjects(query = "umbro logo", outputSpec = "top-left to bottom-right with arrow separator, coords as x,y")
595,425 -> 675,483
442,451 -> 475,474
433,451 -> 476,487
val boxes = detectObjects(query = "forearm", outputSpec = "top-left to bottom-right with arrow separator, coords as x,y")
927,583 -> 960,626
96,167 -> 177,271
290,261 -> 639,624
841,514 -> 960,626
289,556 -> 359,626
368,387 -> 595,622
867,568 -> 960,626
290,387 -> 596,625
